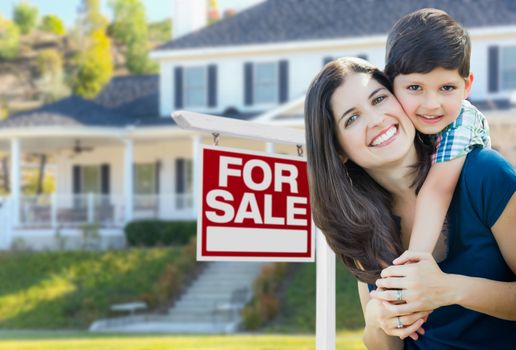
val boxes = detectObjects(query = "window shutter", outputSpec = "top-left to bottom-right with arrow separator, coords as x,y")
323,56 -> 334,66
101,164 -> 110,194
155,161 -> 161,194
175,159 -> 185,194
208,64 -> 217,107
73,165 -> 81,194
244,62 -> 253,105
279,60 -> 289,103
174,66 -> 183,108
488,46 -> 499,93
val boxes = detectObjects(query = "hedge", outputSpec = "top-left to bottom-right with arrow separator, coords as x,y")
124,220 -> 196,247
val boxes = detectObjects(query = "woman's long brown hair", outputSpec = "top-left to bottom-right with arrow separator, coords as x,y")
304,58 -> 432,284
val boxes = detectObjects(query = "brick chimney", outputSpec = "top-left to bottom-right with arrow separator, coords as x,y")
172,0 -> 208,39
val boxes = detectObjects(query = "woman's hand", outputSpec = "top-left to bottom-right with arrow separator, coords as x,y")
372,251 -> 453,313
365,296 -> 427,341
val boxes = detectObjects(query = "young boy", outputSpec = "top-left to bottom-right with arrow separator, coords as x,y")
384,8 -> 490,256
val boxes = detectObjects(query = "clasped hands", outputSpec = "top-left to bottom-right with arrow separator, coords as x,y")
368,251 -> 450,341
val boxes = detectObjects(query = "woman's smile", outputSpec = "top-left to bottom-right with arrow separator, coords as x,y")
369,124 -> 399,147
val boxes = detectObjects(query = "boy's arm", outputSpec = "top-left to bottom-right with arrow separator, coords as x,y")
409,157 -> 466,253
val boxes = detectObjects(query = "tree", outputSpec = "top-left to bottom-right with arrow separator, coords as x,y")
76,0 -> 108,36
13,1 -> 38,34
72,29 -> 113,99
70,0 -> 112,99
208,0 -> 220,25
109,0 -> 157,74
40,14 -> 65,35
0,15 -> 20,60
36,49 -> 70,102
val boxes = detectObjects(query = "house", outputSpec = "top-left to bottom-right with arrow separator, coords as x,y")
1,0 -> 515,250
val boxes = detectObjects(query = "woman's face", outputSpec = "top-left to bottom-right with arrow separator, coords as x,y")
330,72 -> 416,170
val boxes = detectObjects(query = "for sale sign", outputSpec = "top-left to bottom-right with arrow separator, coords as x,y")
197,146 -> 314,262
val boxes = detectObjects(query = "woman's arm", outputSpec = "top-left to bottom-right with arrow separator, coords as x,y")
358,282 -> 404,350
374,249 -> 516,320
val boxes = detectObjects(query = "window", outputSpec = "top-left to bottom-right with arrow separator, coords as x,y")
134,163 -> 156,194
501,46 -> 516,90
254,62 -> 277,104
81,166 -> 101,193
184,66 -> 207,107
175,159 -> 193,209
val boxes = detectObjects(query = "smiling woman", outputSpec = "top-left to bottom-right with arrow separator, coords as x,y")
304,56 -> 516,349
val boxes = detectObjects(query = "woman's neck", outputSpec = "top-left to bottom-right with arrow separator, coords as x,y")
366,145 -> 419,203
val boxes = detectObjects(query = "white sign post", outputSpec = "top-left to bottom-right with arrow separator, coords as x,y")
172,110 -> 336,350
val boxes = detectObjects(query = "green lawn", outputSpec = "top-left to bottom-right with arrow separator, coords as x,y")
0,331 -> 366,350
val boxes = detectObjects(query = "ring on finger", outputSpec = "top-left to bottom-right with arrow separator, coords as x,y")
396,316 -> 404,329
396,289 -> 403,302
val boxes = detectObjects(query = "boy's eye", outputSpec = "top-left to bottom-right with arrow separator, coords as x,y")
441,85 -> 456,92
344,114 -> 359,128
372,95 -> 386,105
407,85 -> 421,91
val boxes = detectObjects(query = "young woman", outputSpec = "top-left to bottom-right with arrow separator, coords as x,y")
304,57 -> 516,349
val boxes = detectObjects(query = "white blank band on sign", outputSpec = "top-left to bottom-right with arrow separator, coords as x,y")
206,227 -> 308,253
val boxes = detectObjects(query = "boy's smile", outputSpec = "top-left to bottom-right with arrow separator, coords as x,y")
392,67 -> 473,135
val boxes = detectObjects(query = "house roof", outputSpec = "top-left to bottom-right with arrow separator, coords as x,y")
0,74 -> 259,130
155,0 -> 516,51
0,96 -> 134,129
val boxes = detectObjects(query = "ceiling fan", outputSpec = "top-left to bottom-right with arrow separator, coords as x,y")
69,140 -> 94,158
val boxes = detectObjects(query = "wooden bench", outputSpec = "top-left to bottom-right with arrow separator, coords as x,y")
110,302 -> 147,316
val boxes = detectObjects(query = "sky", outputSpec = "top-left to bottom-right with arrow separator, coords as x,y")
0,0 -> 265,27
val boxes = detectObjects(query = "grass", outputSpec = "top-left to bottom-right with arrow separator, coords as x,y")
0,331 -> 366,350
0,244 -> 196,329
266,262 -> 364,333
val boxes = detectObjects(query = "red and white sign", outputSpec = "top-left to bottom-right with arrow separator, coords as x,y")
197,146 -> 314,262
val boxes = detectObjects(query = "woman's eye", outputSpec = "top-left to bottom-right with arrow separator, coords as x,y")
345,114 -> 358,128
441,85 -> 456,92
372,95 -> 386,105
407,85 -> 421,91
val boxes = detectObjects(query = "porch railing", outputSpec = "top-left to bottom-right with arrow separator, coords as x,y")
17,193 -> 194,228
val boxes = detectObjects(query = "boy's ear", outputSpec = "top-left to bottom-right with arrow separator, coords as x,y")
464,73 -> 474,98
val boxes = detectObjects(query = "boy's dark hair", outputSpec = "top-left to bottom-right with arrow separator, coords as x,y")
385,8 -> 471,81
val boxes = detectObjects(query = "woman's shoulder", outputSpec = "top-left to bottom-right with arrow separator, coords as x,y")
463,148 -> 515,180
461,148 -> 516,227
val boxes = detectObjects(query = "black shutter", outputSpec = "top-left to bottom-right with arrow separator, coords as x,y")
73,165 -> 81,194
101,164 -> 110,194
155,161 -> 161,194
488,46 -> 499,93
175,159 -> 185,194
279,60 -> 289,103
357,54 -> 368,61
208,64 -> 217,107
174,66 -> 183,108
323,56 -> 333,66
244,62 -> 253,105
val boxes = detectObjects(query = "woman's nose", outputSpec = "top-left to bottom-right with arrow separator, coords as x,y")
367,112 -> 384,128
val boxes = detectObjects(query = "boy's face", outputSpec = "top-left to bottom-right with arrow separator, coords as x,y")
392,67 -> 473,135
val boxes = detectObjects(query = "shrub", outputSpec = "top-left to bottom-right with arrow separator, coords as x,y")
124,219 -> 196,247
13,1 -> 38,34
0,15 -> 20,60
241,263 -> 289,330
40,14 -> 65,35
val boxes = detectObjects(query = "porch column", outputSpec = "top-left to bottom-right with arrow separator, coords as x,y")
192,135 -> 202,218
10,138 -> 20,226
124,138 -> 134,222
265,142 -> 275,154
